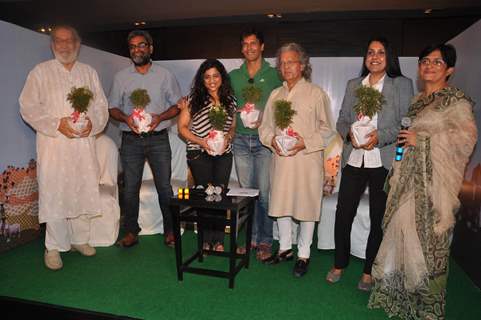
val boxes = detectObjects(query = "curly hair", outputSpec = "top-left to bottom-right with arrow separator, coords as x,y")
189,59 -> 235,116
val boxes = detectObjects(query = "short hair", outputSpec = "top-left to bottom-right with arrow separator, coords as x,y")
276,42 -> 312,81
127,29 -> 153,46
360,36 -> 402,78
240,28 -> 264,45
50,25 -> 81,43
418,43 -> 457,68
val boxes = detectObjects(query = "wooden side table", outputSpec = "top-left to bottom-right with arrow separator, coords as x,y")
169,192 -> 255,288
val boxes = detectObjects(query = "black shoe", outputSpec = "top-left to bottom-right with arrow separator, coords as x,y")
293,259 -> 310,277
263,249 -> 294,265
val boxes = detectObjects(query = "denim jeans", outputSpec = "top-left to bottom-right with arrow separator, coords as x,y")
120,131 -> 173,235
233,134 -> 273,245
187,150 -> 233,245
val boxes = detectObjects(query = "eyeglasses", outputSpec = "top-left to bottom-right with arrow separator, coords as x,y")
279,60 -> 300,67
53,38 -> 76,46
419,58 -> 446,67
129,42 -> 149,51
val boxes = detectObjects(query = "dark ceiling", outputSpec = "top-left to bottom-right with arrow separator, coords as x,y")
1,0 -> 480,32
1,0 -> 480,59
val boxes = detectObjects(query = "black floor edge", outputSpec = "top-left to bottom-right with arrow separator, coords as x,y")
0,296 -> 140,320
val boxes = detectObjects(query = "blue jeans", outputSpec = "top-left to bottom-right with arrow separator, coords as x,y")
233,134 -> 273,246
120,131 -> 173,235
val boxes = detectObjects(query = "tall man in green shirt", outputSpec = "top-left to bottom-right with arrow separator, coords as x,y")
229,28 -> 282,261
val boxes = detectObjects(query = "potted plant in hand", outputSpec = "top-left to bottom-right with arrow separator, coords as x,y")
351,85 -> 384,146
274,99 -> 298,156
66,86 -> 93,134
239,85 -> 262,128
207,104 -> 227,156
129,88 -> 152,133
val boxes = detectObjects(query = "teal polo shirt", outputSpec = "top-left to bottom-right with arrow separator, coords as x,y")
229,59 -> 282,135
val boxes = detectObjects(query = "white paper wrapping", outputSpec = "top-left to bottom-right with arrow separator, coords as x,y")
69,111 -> 88,134
275,134 -> 298,156
207,130 -> 225,156
240,109 -> 260,129
132,109 -> 152,133
351,118 -> 375,146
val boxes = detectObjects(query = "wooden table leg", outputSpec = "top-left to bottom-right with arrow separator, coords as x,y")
170,204 -> 183,281
244,199 -> 255,269
229,209 -> 237,289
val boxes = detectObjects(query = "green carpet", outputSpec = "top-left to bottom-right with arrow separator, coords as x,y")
0,233 -> 480,320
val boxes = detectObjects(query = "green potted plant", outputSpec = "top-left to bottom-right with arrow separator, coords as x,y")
273,99 -> 298,156
207,104 -> 228,156
66,86 -> 93,133
240,85 -> 262,128
351,85 -> 385,146
129,88 -> 152,133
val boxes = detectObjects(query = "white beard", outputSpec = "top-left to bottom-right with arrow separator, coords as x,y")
53,49 -> 79,65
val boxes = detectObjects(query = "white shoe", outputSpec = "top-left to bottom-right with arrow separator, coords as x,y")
71,244 -> 96,256
44,249 -> 63,270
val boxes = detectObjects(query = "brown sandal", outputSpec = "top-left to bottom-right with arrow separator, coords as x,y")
256,243 -> 272,262
213,243 -> 224,252
236,246 -> 246,254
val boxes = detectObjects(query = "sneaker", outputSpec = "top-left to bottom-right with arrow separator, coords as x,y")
44,249 -> 63,270
71,244 -> 96,256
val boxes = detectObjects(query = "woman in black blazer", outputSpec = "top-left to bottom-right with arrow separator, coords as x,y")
326,37 -> 414,291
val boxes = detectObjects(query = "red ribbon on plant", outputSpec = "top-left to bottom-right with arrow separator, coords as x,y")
241,103 -> 255,114
132,108 -> 145,120
286,127 -> 298,137
208,130 -> 218,139
71,111 -> 80,123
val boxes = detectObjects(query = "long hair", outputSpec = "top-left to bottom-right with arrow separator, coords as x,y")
189,59 -> 235,116
360,37 -> 403,78
276,42 -> 312,81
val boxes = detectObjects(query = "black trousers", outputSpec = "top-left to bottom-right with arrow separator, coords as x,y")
187,150 -> 233,245
334,164 -> 388,274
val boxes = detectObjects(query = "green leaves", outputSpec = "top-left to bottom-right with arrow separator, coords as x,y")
241,85 -> 262,103
274,99 -> 296,130
354,85 -> 385,118
66,86 -> 93,113
129,89 -> 151,109
208,104 -> 227,130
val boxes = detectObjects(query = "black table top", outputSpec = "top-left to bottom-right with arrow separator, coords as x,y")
170,191 -> 255,210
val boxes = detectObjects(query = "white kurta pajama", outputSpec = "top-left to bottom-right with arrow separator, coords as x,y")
260,78 -> 334,221
19,59 -> 108,250
259,78 -> 335,258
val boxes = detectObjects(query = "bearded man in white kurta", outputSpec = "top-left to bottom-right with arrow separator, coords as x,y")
259,43 -> 335,277
19,26 -> 108,270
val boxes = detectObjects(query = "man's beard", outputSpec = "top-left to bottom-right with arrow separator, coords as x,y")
53,48 -> 79,65
131,52 -> 151,66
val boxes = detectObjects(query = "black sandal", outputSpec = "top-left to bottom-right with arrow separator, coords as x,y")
263,249 -> 294,265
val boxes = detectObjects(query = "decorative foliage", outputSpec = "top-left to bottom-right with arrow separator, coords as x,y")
242,85 -> 262,103
66,87 -> 93,113
274,99 -> 296,130
354,85 -> 385,118
129,89 -> 151,109
208,104 -> 227,130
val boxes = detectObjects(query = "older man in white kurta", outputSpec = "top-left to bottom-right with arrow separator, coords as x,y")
19,26 -> 108,270
259,43 -> 334,277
